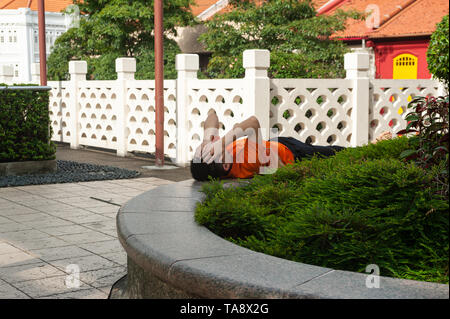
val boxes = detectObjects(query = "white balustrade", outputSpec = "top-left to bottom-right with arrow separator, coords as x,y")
369,79 -> 440,141
6,50 -> 442,166
270,78 -> 354,147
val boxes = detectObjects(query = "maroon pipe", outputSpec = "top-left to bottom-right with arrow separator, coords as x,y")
37,0 -> 47,86
154,0 -> 164,166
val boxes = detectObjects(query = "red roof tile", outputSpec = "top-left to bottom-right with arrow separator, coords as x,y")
193,0 -> 332,19
313,0 -> 332,9
191,0 -> 219,16
0,0 -> 73,12
325,0 -> 449,39
370,0 -> 449,38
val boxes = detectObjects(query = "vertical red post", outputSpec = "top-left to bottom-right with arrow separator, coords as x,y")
154,0 -> 164,166
37,0 -> 47,86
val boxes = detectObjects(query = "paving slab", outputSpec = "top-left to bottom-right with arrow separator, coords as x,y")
59,231 -> 115,245
13,237 -> 71,251
0,143 -> 188,299
40,287 -> 108,299
0,229 -> 50,242
31,246 -> 93,262
0,262 -> 66,283
79,240 -> 125,255
79,266 -> 127,288
82,220 -> 117,233
0,205 -> 40,216
13,275 -> 92,298
0,216 -> 11,224
55,143 -> 192,182
0,251 -> 40,268
101,251 -> 127,267
0,280 -> 30,299
21,217 -> 74,229
39,225 -> 94,237
0,222 -> 33,233
48,254 -> 119,273
0,242 -> 22,255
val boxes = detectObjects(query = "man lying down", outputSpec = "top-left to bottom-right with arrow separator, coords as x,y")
190,111 -> 392,181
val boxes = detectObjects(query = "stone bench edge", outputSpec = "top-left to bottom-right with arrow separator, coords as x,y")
116,179 -> 449,299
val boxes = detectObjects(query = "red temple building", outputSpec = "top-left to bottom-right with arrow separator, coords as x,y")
318,0 -> 449,79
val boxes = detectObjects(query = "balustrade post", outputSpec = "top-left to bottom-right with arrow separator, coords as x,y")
243,49 -> 271,140
175,54 -> 199,166
115,57 -> 136,157
345,52 -> 370,147
68,60 -> 87,149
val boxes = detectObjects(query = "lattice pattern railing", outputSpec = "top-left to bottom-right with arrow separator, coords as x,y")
38,52 -> 444,166
369,79 -> 440,141
126,80 -> 177,159
186,79 -> 246,159
270,79 -> 354,147
78,81 -> 117,150
48,81 -> 71,144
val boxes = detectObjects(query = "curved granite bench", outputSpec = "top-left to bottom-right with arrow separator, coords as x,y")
115,179 -> 449,299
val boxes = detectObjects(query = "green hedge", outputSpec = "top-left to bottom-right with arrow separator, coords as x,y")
0,84 -> 56,162
427,15 -> 449,87
195,137 -> 449,284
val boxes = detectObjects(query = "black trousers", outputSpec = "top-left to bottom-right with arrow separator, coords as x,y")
271,137 -> 346,161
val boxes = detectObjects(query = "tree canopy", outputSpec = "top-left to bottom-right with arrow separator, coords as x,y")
199,0 -> 364,79
427,14 -> 449,88
48,0 -> 195,80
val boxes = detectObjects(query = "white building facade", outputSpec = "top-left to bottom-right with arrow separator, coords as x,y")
0,7 -> 72,83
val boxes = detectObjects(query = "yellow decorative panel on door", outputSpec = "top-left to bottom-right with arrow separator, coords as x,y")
393,54 -> 418,79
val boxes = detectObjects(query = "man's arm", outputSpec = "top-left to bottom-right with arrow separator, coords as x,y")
193,111 -> 220,160
202,116 -> 262,164
223,116 -> 261,146
203,111 -> 220,142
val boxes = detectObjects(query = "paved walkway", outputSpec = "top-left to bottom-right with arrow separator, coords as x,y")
0,145 -> 192,299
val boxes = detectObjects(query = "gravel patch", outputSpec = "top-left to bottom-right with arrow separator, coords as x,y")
0,160 -> 140,188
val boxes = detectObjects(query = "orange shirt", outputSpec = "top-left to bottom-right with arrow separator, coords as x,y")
225,138 -> 294,179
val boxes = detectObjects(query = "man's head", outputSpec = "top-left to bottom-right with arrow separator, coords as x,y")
190,159 -> 232,181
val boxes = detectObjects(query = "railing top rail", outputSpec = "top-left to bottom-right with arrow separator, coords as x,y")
0,85 -> 52,91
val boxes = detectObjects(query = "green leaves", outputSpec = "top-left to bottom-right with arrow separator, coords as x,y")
195,137 -> 449,283
0,85 -> 56,162
48,0 -> 194,80
427,15 -> 449,87
397,95 -> 449,198
399,149 -> 417,159
200,0 -> 364,79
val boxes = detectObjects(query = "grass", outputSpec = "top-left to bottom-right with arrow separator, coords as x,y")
194,137 -> 449,284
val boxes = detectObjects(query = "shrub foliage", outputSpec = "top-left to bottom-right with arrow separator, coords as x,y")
398,95 -> 449,199
195,137 -> 449,283
0,84 -> 56,162
427,14 -> 449,87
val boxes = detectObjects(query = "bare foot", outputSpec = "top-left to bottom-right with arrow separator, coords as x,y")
372,131 -> 393,144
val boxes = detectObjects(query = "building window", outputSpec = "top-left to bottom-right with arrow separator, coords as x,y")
393,53 -> 418,79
